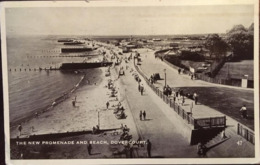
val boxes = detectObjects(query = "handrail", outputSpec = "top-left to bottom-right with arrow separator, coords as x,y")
237,123 -> 255,144
134,63 -> 226,130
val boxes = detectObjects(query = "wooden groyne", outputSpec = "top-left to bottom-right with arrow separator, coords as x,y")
27,54 -> 100,58
11,128 -> 119,142
59,62 -> 113,70
9,67 -> 60,72
9,62 -> 113,72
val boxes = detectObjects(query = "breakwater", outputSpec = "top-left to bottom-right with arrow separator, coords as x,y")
11,128 -> 118,141
61,47 -> 96,53
60,62 -> 113,70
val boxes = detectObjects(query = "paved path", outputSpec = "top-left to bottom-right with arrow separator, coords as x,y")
114,59 -> 198,158
95,44 -> 255,158
138,48 -> 254,90
132,48 -> 255,157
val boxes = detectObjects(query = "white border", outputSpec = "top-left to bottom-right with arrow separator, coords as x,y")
0,0 -> 258,7
1,0 -> 259,164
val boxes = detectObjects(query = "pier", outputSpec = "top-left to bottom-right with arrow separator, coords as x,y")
9,62 -> 113,72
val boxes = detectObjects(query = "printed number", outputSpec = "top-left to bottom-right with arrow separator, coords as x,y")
237,140 -> 243,146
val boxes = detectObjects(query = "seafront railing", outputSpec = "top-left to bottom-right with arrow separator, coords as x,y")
237,123 -> 255,144
134,63 -> 226,130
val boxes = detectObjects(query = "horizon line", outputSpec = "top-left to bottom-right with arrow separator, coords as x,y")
6,33 -> 226,37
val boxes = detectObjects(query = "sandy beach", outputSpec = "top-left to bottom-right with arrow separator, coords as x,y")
10,43 -> 142,158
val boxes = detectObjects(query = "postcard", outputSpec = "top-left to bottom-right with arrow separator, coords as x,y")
1,0 -> 259,164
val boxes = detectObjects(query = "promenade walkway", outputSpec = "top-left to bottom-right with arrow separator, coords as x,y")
137,49 -> 254,129
130,48 -> 255,157
112,58 -> 198,158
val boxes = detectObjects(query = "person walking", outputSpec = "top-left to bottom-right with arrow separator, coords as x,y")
139,111 -> 142,120
143,111 -> 146,120
87,143 -> 92,155
193,93 -> 198,105
129,143 -> 134,158
140,85 -> 144,95
182,96 -> 185,106
179,89 -> 183,97
173,94 -> 176,102
197,142 -> 202,156
106,101 -> 110,109
240,105 -> 247,119
178,68 -> 181,74
147,139 -> 152,158
197,142 -> 206,157
72,100 -> 76,107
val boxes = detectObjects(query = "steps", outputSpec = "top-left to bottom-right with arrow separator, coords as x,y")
190,127 -> 225,145
206,130 -> 228,148
206,125 -> 255,157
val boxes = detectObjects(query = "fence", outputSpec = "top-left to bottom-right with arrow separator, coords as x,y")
163,56 -> 253,88
194,116 -> 226,129
237,123 -> 255,144
134,63 -> 226,130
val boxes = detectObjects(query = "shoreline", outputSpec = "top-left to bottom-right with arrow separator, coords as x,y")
10,43 -> 142,158
10,72 -> 86,128
10,68 -> 105,138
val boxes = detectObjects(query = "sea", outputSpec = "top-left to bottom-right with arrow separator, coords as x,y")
6,35 -> 102,127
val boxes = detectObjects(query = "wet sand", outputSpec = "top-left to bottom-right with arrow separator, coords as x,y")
10,68 -> 105,138
10,44 -> 141,159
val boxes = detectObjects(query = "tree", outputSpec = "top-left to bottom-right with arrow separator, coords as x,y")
248,23 -> 254,36
226,24 -> 254,60
179,51 -> 205,61
204,34 -> 228,59
227,24 -> 247,33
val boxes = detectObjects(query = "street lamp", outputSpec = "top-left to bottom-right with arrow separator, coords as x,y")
164,69 -> 167,87
96,109 -> 101,129
98,111 -> 100,128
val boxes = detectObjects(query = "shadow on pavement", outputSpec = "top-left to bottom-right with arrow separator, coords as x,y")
143,119 -> 153,121
206,137 -> 230,152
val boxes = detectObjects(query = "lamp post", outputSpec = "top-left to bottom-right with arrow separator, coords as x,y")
164,69 -> 167,87
96,109 -> 100,129
98,111 -> 100,128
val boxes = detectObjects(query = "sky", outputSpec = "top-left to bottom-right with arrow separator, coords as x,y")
5,4 -> 254,36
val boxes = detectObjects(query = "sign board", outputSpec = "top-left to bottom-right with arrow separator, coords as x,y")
241,78 -> 248,88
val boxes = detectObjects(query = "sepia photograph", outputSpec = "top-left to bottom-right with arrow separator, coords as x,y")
1,0 -> 259,164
